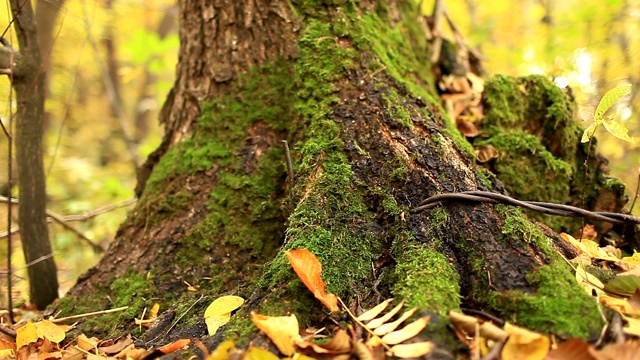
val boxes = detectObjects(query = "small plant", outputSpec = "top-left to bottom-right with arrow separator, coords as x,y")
581,84 -> 633,144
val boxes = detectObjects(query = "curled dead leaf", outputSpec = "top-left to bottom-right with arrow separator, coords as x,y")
474,145 -> 499,163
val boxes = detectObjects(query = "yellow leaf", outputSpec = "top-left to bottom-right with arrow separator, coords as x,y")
623,251 -> 640,266
36,320 -> 66,344
373,307 -> 417,336
366,301 -> 405,329
206,314 -> 231,336
381,316 -> 430,345
250,312 -> 300,356
603,117 -> 634,143
581,123 -> 598,143
204,295 -> 244,335
245,347 -> 280,360
16,322 -> 38,349
621,315 -> 640,337
575,264 -> 605,298
205,340 -> 238,360
204,296 -> 244,318
357,298 -> 394,321
388,342 -> 434,358
502,323 -> 549,360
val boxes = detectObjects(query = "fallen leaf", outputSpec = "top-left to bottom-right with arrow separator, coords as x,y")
387,342 -> 434,358
204,295 -> 244,335
604,276 -> 640,296
366,301 -> 405,329
381,316 -> 430,345
296,329 -> 352,355
501,323 -> 549,360
77,333 -> 100,352
475,145 -> 499,163
373,307 -> 417,336
36,320 -> 66,344
357,299 -> 394,321
251,312 -> 300,356
285,249 -> 339,312
158,339 -> 191,354
97,335 -> 133,355
245,346 -> 280,360
205,340 -> 238,360
16,322 -> 38,349
546,338 -> 596,360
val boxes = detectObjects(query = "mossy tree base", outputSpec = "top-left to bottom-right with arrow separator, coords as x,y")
60,0 -> 610,353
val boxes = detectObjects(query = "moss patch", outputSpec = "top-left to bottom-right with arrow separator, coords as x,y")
490,264 -> 602,338
393,247 -> 461,315
486,206 -> 603,337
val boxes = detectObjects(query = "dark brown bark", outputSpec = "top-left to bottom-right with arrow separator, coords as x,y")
10,0 -> 58,309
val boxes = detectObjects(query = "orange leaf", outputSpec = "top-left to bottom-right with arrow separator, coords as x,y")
158,339 -> 191,354
285,249 -> 339,312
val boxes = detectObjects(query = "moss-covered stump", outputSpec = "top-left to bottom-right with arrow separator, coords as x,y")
479,75 -> 628,234
59,0 -> 608,355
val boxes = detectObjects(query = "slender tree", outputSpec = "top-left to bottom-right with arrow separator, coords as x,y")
6,0 -> 58,309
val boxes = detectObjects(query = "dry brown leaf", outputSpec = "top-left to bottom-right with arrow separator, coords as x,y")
381,316 -> 430,345
353,340 -> 373,360
387,342 -> 434,358
357,299 -> 394,321
457,119 -> 479,137
502,323 -> 549,360
475,144 -> 499,163
98,336 -> 133,355
546,338 -> 596,360
448,311 -> 507,342
285,249 -> 339,312
77,334 -> 100,352
594,342 -> 640,360
251,312 -> 300,356
296,329 -> 352,355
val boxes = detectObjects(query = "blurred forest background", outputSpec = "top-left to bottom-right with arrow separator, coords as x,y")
0,0 -> 637,304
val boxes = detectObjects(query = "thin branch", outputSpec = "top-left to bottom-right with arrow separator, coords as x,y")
51,305 -> 129,323
0,197 -> 136,251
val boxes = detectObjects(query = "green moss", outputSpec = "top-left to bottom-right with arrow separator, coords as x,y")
393,247 -> 461,314
57,268 -> 160,337
490,264 -> 602,338
486,206 -> 603,337
382,88 -> 414,128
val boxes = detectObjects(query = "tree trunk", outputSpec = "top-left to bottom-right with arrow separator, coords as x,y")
10,0 -> 59,309
62,0 -> 621,351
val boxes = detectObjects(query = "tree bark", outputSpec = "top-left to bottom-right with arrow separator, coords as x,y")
62,0 -> 620,351
10,0 -> 59,309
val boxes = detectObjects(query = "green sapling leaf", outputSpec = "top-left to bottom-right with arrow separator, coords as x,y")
603,116 -> 634,143
581,123 -> 598,143
594,84 -> 631,123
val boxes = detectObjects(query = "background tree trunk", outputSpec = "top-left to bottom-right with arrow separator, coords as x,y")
10,0 -> 59,309
62,0 -> 621,350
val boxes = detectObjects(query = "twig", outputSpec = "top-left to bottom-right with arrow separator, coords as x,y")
282,140 -> 294,184
0,197 -> 135,251
51,305 -> 129,323
411,190 -> 640,225
0,322 -> 16,338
